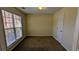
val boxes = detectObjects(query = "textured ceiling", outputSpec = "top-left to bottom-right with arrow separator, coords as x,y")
18,7 -> 62,14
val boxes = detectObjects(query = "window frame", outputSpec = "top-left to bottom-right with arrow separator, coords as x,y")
2,10 -> 16,45
1,9 -> 23,48
13,14 -> 23,39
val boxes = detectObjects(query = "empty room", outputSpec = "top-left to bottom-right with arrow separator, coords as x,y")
0,7 -> 79,51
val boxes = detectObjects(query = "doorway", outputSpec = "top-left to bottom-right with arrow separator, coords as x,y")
56,11 -> 64,44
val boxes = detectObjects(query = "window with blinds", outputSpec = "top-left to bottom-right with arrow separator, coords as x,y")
2,10 -> 23,47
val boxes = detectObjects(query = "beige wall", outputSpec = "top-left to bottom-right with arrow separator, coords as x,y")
0,7 -> 26,50
51,9 -> 62,39
52,8 -> 77,50
26,14 -> 52,36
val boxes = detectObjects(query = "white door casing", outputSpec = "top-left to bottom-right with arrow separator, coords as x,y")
73,8 -> 79,51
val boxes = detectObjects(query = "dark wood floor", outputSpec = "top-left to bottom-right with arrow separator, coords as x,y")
13,36 -> 66,51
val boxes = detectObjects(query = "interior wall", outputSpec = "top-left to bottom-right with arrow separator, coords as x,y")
0,10 -> 7,50
72,8 -> 79,50
0,7 -> 26,50
52,7 -> 77,51
26,14 -> 52,36
51,9 -> 60,39
63,8 -> 77,50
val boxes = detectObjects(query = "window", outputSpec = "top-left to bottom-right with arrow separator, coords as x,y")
14,14 -> 22,39
2,10 -> 23,47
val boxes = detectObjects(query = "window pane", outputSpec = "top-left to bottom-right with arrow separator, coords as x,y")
14,14 -> 22,27
2,10 -> 23,47
15,28 -> 22,39
5,18 -> 13,28
5,11 -> 12,18
5,29 -> 16,46
2,10 -> 13,29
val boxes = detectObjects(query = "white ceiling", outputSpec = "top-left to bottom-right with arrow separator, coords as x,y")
18,7 -> 62,14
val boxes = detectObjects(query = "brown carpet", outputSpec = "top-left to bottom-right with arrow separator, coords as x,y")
13,36 -> 66,51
